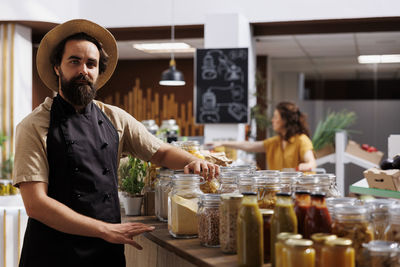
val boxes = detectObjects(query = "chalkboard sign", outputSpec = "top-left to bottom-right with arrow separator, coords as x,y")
195,48 -> 248,124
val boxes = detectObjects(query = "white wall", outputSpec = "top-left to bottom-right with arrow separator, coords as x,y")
1,0 -> 400,27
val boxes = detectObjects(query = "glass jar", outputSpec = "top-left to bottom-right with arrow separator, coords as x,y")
270,192 -> 298,267
283,239 -> 315,267
155,168 -> 173,222
172,140 -> 205,160
252,176 -> 282,209
237,174 -> 257,194
331,205 -> 374,266
321,238 -> 355,267
159,119 -> 180,143
141,119 -> 159,135
311,233 -> 337,267
255,170 -> 280,176
275,232 -> 302,267
365,199 -> 396,240
279,172 -> 302,194
363,240 -> 400,267
321,173 -> 341,197
326,197 -> 360,220
385,205 -> 400,242
168,174 -> 204,238
218,172 -> 239,194
197,194 -> 221,247
294,191 -> 311,236
219,193 -> 243,254
260,209 -> 274,263
304,192 -> 332,239
294,176 -> 321,193
220,164 -> 256,174
237,192 -> 264,266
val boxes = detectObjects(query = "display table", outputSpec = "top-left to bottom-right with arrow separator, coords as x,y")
350,178 -> 400,199
122,216 -> 270,267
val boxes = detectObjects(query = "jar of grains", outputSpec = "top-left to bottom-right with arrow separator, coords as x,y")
197,194 -> 221,247
219,193 -> 243,254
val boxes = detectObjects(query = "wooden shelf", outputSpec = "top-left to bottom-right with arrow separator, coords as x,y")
350,178 -> 400,199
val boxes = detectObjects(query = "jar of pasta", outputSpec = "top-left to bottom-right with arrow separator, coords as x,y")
219,193 -> 243,254
331,205 -> 374,266
321,238 -> 355,267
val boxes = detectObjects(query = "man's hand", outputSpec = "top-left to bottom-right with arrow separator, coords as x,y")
101,222 -> 155,250
184,159 -> 220,181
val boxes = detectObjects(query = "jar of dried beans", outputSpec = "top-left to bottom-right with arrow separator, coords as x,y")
197,194 -> 221,247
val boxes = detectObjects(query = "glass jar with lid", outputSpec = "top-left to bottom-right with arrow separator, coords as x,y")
365,199 -> 396,240
331,205 -> 374,266
168,174 -> 204,238
217,172 -> 239,194
294,175 -> 321,193
363,240 -> 400,267
159,119 -> 180,143
197,194 -> 221,247
237,173 -> 257,193
384,204 -> 400,242
294,191 -> 311,236
321,238 -> 355,267
172,140 -> 205,160
220,164 -> 257,174
311,233 -> 337,267
219,193 -> 243,254
279,172 -> 302,194
324,173 -> 341,197
283,239 -> 315,267
275,232 -> 302,267
155,168 -> 173,222
326,197 -> 360,220
141,119 -> 159,135
252,176 -> 281,209
254,170 -> 280,176
304,192 -> 332,239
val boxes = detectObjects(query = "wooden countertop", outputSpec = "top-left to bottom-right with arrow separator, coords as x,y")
122,215 -> 270,267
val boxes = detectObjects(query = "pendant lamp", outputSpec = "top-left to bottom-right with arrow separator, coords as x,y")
159,0 -> 185,86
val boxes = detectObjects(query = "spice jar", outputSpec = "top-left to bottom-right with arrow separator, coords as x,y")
270,192 -> 298,267
275,232 -> 302,267
279,172 -> 302,194
321,238 -> 355,267
197,194 -> 221,247
219,193 -> 243,254
365,199 -> 396,240
237,192 -> 264,266
155,168 -> 173,222
294,191 -> 311,236
304,192 -> 332,239
283,239 -> 315,267
385,205 -> 400,242
260,209 -> 274,263
168,174 -> 204,238
311,233 -> 337,267
218,172 -> 239,194
331,205 -> 374,266
363,240 -> 400,267
252,176 -> 281,209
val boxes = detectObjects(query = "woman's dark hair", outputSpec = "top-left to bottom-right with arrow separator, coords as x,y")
50,32 -> 109,80
276,101 -> 310,140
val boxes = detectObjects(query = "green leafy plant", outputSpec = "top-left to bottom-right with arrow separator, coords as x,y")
312,110 -> 357,151
0,133 -> 13,179
119,156 -> 148,197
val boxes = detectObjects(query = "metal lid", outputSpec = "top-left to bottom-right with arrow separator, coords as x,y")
325,238 -> 352,247
311,233 -> 337,243
220,193 -> 243,200
285,238 -> 313,247
277,232 -> 302,241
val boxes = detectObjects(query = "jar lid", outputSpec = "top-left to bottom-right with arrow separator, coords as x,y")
285,238 -> 313,247
362,240 -> 400,252
326,238 -> 352,247
253,176 -> 280,185
311,233 -> 337,243
277,232 -> 302,241
200,194 -> 221,204
220,193 -> 243,200
259,209 -> 274,216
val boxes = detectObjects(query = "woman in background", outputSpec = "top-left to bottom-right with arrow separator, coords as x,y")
207,101 -> 316,171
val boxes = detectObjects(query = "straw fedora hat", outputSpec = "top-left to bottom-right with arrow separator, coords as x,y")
36,19 -> 118,92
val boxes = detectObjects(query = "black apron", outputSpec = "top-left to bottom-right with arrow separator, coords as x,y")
19,95 -> 125,267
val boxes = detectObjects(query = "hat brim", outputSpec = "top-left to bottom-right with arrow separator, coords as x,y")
36,19 -> 118,92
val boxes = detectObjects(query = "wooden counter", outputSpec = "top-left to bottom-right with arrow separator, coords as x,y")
122,216 -> 270,267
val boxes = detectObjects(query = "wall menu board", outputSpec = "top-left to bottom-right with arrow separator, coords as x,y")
195,48 -> 248,124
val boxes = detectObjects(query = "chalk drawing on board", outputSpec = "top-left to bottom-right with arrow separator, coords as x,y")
201,54 -> 217,80
201,50 -> 244,82
227,103 -> 247,121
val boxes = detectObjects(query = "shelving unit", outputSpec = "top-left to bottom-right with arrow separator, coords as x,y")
316,131 -> 379,196
350,178 -> 400,199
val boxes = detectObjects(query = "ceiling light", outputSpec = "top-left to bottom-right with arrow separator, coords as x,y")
358,54 -> 400,64
133,42 -> 195,53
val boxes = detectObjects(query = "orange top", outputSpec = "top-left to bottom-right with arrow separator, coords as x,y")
263,134 -> 313,170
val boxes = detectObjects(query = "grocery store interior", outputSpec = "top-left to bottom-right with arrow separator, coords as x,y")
1,0 -> 400,266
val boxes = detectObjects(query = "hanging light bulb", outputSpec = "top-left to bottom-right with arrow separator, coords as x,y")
159,0 -> 185,86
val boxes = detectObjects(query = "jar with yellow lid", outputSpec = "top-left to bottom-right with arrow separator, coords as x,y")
219,193 -> 243,254
321,238 -> 355,267
282,239 -> 315,267
311,233 -> 337,267
275,232 -> 302,267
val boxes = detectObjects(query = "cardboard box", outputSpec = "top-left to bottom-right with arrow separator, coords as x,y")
346,140 -> 384,166
364,168 -> 400,191
315,144 -> 335,159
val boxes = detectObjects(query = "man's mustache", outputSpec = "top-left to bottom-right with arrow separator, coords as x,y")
71,74 -> 93,86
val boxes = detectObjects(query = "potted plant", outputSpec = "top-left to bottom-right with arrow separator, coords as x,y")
119,156 -> 148,215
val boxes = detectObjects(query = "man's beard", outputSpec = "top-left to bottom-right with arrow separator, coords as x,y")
59,71 -> 97,107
